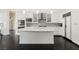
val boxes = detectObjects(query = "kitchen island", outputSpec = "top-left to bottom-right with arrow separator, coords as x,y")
18,27 -> 58,44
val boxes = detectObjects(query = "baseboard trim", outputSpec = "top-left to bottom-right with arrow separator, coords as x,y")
60,36 -> 79,47
54,35 -> 72,42
62,36 -> 72,42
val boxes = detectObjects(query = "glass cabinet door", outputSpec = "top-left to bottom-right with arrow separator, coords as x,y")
46,13 -> 51,23
33,13 -> 38,23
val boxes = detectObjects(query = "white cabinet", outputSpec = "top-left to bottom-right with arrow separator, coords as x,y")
19,31 -> 54,44
33,13 -> 38,23
18,12 -> 52,28
46,13 -> 51,23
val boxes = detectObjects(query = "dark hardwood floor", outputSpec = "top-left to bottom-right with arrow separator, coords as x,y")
54,36 -> 79,50
0,36 -> 79,50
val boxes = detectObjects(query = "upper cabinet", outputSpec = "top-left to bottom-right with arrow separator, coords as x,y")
17,10 -> 62,28
24,12 -> 52,23
18,12 -> 52,28
38,13 -> 52,23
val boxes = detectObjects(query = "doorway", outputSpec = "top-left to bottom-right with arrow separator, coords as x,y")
63,12 -> 71,40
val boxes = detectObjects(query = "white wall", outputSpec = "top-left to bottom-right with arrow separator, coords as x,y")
71,10 -> 79,45
0,10 -> 9,35
55,11 -> 65,36
58,10 -> 72,36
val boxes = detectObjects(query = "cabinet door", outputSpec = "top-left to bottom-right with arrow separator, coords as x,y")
46,13 -> 51,23
18,20 -> 25,29
33,13 -> 38,22
38,13 -> 41,20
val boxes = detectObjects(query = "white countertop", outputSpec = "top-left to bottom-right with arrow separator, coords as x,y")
18,27 -> 59,32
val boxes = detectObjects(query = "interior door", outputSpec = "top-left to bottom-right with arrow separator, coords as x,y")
66,16 -> 71,39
